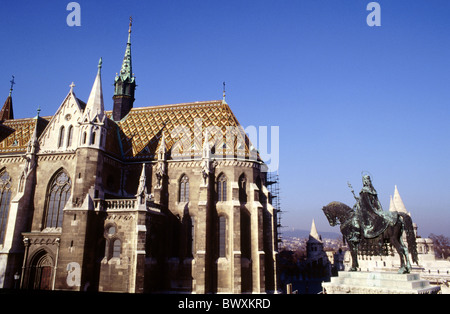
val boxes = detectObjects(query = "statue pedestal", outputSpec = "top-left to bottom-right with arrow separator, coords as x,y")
322,271 -> 441,294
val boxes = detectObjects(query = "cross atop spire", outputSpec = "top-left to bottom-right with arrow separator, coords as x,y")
129,16 -> 132,34
222,81 -> 227,105
9,75 -> 15,97
127,16 -> 132,46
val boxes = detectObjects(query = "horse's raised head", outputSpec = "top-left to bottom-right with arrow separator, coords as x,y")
322,204 -> 337,226
322,201 -> 352,227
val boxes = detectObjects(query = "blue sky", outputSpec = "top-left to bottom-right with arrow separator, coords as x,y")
2,0 -> 450,237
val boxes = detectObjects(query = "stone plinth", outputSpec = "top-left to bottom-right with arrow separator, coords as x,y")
322,271 -> 441,294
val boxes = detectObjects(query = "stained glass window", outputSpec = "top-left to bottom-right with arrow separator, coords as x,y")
179,175 -> 189,202
217,174 -> 227,201
45,171 -> 71,228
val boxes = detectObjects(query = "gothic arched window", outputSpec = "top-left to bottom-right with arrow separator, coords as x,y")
82,131 -> 87,144
66,125 -> 73,147
0,171 -> 11,244
217,174 -> 227,202
91,132 -> 96,145
179,175 -> 189,202
112,239 -> 121,258
44,171 -> 71,229
58,126 -> 65,148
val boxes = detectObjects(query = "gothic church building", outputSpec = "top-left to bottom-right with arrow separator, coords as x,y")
0,23 -> 279,293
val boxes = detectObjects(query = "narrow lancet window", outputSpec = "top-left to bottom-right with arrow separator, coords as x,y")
217,174 -> 227,201
179,175 -> 189,202
45,171 -> 71,228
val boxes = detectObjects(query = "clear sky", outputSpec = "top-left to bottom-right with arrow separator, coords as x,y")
1,0 -> 449,237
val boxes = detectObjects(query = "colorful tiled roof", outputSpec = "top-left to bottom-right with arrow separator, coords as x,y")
0,116 -> 49,154
109,100 -> 253,160
0,100 -> 255,161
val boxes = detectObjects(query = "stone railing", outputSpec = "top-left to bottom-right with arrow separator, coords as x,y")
93,198 -> 137,211
106,199 -> 137,210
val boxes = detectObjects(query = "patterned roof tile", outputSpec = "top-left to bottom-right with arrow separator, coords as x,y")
110,100 -> 251,160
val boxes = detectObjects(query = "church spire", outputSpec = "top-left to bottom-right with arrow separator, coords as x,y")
0,76 -> 15,121
84,58 -> 105,123
120,16 -> 133,82
113,17 -> 136,121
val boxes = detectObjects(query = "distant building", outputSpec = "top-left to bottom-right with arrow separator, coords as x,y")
305,220 -> 331,279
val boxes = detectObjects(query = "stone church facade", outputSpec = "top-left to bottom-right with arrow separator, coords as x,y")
0,23 -> 279,293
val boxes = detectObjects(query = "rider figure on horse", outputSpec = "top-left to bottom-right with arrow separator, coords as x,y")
347,174 -> 395,243
322,174 -> 418,273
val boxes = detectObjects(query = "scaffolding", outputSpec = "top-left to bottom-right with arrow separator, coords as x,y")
266,172 -> 282,250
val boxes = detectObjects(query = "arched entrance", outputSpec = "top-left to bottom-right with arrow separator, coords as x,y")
28,250 -> 53,290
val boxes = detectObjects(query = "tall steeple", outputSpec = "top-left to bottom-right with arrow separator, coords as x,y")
79,59 -> 107,151
113,17 -> 136,121
83,58 -> 105,123
0,76 -> 15,121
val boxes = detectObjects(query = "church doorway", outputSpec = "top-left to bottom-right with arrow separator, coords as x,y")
28,250 -> 53,290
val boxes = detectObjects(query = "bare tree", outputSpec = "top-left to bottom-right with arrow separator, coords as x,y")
429,234 -> 450,259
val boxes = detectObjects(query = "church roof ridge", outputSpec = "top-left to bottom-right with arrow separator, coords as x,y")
105,99 -> 224,114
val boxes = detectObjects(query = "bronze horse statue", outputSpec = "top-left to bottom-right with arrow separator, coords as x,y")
322,176 -> 418,274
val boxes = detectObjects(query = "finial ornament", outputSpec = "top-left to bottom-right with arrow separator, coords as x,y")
222,81 -> 226,101
222,81 -> 228,105
129,16 -> 133,33
9,75 -> 15,96
98,57 -> 103,70
69,82 -> 75,93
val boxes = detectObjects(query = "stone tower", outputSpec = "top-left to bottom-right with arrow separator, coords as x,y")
112,18 -> 136,121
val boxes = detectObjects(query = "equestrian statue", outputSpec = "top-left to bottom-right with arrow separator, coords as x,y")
322,174 -> 418,274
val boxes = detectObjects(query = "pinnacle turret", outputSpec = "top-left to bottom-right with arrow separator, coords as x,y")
83,58 -> 105,124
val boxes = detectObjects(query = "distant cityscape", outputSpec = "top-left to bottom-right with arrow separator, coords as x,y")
280,229 -> 343,252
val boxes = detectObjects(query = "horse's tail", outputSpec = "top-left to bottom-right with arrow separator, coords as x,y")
399,212 -> 419,265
